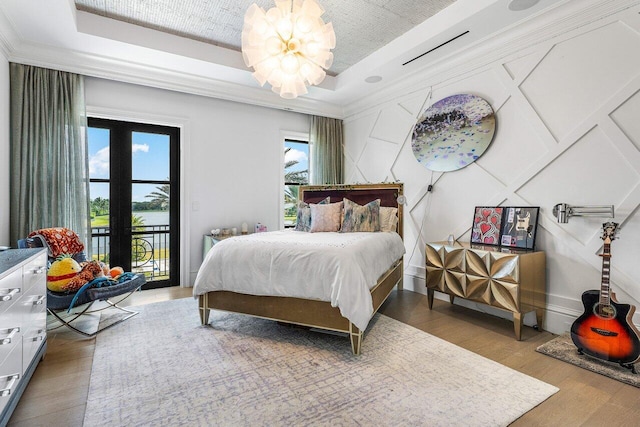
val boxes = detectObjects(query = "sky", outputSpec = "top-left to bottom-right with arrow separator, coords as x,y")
88,127 -> 170,202
285,140 -> 308,175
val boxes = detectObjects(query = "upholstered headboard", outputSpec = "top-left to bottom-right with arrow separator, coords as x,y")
299,183 -> 404,239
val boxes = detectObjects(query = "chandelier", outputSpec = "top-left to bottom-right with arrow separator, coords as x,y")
241,0 -> 336,99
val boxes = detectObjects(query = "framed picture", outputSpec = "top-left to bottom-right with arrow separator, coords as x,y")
500,207 -> 540,250
471,207 -> 504,246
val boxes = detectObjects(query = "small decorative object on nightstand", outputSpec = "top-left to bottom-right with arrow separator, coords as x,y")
425,241 -> 546,340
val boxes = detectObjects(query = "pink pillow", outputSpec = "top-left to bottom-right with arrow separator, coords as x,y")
309,202 -> 343,232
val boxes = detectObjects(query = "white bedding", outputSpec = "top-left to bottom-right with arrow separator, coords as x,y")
193,230 -> 405,331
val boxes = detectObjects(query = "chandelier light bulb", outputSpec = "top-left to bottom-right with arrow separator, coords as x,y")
241,0 -> 336,99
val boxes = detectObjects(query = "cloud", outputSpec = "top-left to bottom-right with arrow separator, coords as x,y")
285,148 -> 307,164
89,147 -> 109,177
132,143 -> 149,153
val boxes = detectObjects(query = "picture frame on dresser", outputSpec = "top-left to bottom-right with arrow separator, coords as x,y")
500,206 -> 540,250
470,206 -> 504,246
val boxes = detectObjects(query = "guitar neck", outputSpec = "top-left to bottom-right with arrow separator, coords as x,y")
600,242 -> 612,306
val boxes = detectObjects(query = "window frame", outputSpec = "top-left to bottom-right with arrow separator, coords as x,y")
280,132 -> 311,230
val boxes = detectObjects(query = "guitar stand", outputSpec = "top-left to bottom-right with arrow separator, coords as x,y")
619,362 -> 637,374
577,348 -> 638,374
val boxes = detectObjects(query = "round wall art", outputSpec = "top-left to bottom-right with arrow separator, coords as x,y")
411,93 -> 496,172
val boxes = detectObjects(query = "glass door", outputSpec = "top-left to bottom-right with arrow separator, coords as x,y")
87,118 -> 180,289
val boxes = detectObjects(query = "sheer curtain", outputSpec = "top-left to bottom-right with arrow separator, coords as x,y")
309,115 -> 344,185
9,63 -> 90,247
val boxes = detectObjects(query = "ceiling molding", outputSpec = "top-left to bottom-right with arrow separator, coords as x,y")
7,40 -> 344,119
0,8 -> 19,59
343,0 -> 640,118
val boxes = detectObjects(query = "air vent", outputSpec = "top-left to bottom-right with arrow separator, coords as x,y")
402,31 -> 470,67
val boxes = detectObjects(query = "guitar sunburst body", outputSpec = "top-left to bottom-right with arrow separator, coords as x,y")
570,222 -> 640,366
571,290 -> 640,364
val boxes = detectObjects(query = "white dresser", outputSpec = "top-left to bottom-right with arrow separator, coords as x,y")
0,249 -> 47,426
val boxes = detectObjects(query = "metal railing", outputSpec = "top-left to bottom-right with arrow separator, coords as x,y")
91,225 -> 170,281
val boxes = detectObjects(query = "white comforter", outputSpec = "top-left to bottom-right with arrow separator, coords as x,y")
193,230 -> 405,331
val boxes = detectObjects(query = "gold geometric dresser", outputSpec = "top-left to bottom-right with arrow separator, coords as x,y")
425,242 -> 546,340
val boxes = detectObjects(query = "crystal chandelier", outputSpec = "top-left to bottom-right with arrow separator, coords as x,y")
241,0 -> 336,99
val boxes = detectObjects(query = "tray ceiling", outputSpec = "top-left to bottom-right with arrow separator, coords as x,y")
74,0 -> 456,75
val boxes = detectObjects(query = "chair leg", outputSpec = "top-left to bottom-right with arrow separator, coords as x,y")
47,294 -> 140,338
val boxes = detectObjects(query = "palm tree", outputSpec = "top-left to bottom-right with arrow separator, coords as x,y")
284,147 -> 308,206
145,182 -> 170,210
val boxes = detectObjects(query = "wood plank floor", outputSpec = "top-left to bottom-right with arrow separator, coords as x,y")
8,288 -> 640,426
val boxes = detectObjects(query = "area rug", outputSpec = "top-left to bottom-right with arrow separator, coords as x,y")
536,333 -> 640,388
84,298 -> 558,426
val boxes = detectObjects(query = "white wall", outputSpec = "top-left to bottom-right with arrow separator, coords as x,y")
0,51 -> 9,246
343,4 -> 640,334
84,77 -> 309,286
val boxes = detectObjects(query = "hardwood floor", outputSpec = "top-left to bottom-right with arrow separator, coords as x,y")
8,287 -> 640,426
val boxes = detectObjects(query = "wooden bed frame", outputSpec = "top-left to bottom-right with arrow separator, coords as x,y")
198,183 -> 404,354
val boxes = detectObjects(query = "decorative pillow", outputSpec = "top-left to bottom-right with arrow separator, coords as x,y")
380,206 -> 399,232
309,202 -> 343,232
340,198 -> 381,233
294,197 -> 330,232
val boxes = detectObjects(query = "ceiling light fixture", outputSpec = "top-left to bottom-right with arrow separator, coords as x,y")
241,0 -> 336,99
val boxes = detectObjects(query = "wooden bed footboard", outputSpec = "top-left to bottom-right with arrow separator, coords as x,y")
198,258 -> 403,355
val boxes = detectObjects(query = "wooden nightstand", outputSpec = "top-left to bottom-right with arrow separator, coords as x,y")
425,241 -> 546,340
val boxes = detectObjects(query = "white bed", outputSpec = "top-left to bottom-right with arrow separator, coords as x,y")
194,183 -> 405,354
194,230 -> 405,331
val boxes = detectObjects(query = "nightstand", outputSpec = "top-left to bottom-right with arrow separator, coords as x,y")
202,235 -> 233,259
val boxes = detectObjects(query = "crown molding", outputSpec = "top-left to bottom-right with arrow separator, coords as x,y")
6,40 -> 344,119
0,7 -> 19,59
343,0 -> 640,118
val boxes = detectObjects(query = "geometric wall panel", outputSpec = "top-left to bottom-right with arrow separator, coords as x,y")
611,89 -> 640,152
370,106 -> 415,144
357,138 -> 399,182
517,127 -> 638,244
521,22 -> 640,142
475,98 -> 548,184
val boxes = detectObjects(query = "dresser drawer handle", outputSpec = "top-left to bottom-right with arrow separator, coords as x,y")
0,288 -> 20,302
31,266 -> 47,275
32,295 -> 46,305
28,335 -> 44,342
0,327 -> 20,345
0,374 -> 20,397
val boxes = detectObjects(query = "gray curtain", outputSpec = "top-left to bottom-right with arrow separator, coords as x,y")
9,63 -> 90,248
310,115 -> 344,185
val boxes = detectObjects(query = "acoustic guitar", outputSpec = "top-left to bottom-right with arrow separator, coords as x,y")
570,222 -> 640,372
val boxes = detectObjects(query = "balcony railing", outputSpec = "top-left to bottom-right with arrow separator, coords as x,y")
91,225 -> 170,281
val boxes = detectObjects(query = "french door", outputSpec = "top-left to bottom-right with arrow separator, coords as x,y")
87,118 -> 180,289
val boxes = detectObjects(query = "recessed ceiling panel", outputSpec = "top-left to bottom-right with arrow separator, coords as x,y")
74,0 -> 455,75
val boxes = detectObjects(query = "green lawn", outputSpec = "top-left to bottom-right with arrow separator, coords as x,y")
91,214 -> 109,227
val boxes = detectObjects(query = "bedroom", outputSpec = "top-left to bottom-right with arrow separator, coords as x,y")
1,0 -> 640,425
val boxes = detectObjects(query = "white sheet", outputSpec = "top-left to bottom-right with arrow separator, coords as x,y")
193,230 -> 405,331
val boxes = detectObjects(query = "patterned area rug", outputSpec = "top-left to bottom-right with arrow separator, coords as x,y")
84,298 -> 558,426
536,333 -> 640,388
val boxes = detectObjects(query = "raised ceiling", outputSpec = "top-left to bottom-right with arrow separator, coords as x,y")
0,0 -> 569,116
74,0 -> 457,75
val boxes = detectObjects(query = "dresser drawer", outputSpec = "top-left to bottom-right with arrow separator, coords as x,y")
22,253 -> 47,293
0,344 -> 22,415
0,269 -> 22,318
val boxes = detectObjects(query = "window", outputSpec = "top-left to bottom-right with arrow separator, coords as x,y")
284,139 -> 309,227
